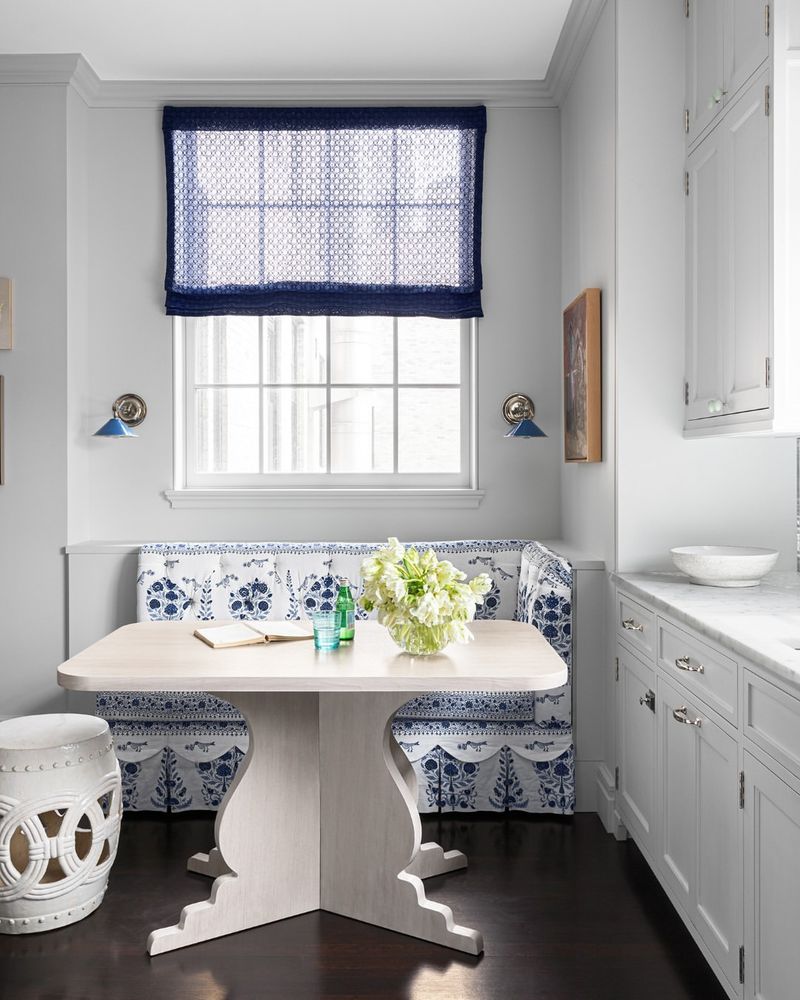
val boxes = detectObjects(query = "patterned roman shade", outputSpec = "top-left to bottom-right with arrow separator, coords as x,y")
163,106 -> 486,318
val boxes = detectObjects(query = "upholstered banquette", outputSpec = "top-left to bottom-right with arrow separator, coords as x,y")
97,540 -> 573,815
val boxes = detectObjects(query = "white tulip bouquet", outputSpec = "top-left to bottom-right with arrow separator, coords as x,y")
359,538 -> 493,655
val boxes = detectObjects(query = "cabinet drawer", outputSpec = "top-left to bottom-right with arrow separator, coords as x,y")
617,592 -> 656,659
657,619 -> 737,724
744,670 -> 800,780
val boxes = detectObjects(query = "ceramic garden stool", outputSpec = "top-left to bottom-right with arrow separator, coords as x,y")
0,714 -> 122,934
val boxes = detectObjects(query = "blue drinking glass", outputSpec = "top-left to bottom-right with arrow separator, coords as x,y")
312,611 -> 340,651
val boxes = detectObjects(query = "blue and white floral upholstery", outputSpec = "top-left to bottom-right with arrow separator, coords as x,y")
99,541 -> 573,815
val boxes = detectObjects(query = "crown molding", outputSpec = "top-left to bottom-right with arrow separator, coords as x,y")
0,53 -> 84,86
545,0 -> 608,106
77,76 -> 555,109
0,3 -> 607,110
0,55 -> 554,107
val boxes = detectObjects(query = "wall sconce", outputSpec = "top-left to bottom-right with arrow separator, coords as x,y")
502,392 -> 546,438
94,393 -> 147,438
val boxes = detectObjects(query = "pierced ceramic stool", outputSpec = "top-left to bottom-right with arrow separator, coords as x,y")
0,714 -> 122,934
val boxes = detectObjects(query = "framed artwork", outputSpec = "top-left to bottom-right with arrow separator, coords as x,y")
563,288 -> 601,463
0,278 -> 11,350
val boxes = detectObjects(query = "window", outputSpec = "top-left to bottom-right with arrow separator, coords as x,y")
175,315 -> 474,491
164,106 -> 485,506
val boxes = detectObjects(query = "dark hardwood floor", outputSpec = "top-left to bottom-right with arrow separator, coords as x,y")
0,812 -> 728,1000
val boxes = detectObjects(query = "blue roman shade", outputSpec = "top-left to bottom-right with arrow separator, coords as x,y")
163,106 -> 486,318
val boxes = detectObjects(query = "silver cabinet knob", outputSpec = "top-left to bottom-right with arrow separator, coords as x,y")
675,655 -> 704,674
673,706 -> 702,727
708,87 -> 727,108
622,618 -> 644,632
639,689 -> 656,712
707,399 -> 723,414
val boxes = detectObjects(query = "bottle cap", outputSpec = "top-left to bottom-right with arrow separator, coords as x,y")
338,576 -> 350,586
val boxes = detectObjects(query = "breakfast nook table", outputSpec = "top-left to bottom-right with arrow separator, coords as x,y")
57,619 -> 568,956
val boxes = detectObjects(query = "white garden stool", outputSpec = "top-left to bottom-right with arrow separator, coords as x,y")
0,714 -> 122,934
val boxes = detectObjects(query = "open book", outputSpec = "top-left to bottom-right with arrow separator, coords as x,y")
193,621 -> 314,649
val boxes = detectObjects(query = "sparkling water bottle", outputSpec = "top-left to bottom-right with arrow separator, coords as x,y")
335,578 -> 355,641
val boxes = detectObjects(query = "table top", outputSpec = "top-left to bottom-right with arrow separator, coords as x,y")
57,620 -> 568,693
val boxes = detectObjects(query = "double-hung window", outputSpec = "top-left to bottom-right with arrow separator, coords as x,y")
164,106 -> 485,500
178,314 -> 473,488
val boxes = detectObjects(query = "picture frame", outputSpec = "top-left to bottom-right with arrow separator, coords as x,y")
563,288 -> 601,463
0,278 -> 11,350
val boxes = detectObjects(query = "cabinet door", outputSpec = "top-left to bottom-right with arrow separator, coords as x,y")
658,676 -> 741,990
686,125 -> 727,421
695,695 -> 741,989
726,0 -> 770,100
617,644 -> 657,857
658,676 -> 696,913
723,71 -> 771,416
687,0 -> 726,145
744,752 -> 800,1000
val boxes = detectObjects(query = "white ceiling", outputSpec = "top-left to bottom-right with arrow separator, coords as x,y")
0,0 -> 572,81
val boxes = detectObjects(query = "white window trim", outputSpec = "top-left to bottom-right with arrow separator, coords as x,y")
166,317 -> 482,509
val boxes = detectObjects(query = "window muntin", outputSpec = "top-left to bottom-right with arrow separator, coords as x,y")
180,316 -> 472,488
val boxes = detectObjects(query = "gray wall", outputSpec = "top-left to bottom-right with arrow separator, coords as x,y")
0,81 -> 567,716
0,85 -> 70,716
82,105 -> 564,543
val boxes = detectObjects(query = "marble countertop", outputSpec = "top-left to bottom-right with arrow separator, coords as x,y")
612,570 -> 800,690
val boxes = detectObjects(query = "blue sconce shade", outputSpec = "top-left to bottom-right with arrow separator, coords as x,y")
93,394 -> 147,437
94,417 -> 137,438
504,417 -> 547,438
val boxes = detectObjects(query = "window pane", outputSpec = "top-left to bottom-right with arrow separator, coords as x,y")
398,318 -> 460,383
194,317 -> 260,384
195,387 -> 259,473
398,388 -> 460,473
263,316 -> 327,384
264,388 -> 326,473
331,318 -> 393,384
331,388 -> 393,473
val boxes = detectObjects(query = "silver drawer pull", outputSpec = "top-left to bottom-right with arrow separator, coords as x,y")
622,618 -> 644,632
675,655 -> 704,674
672,706 -> 702,727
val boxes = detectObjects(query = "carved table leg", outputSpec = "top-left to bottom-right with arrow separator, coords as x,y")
319,692 -> 483,955
388,734 -> 469,881
186,848 -> 230,878
147,692 -> 320,955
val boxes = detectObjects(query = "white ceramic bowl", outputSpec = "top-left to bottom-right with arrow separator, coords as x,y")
670,545 -> 779,588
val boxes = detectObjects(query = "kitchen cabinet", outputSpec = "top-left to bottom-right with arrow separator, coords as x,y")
614,580 -> 800,998
657,676 -> 741,990
684,1 -> 800,436
743,752 -> 800,1000
686,0 -> 770,148
616,642 -> 657,859
685,69 -> 771,427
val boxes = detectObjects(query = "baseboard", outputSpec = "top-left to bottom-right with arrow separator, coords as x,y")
576,759 -> 602,812
594,763 -> 627,838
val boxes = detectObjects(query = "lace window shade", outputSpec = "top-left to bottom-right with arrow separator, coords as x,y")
163,106 -> 486,318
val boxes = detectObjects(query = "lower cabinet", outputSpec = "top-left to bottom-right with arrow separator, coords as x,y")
744,752 -> 800,1000
616,587 -> 800,1000
616,643 -> 657,858
658,677 -> 742,990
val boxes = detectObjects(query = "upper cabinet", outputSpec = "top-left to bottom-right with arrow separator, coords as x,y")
684,0 -> 800,436
686,0 -> 770,148
685,70 -> 771,425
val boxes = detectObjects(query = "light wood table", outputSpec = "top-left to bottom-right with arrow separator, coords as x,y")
58,620 -> 567,956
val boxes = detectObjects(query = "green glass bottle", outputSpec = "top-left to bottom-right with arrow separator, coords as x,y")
336,577 -> 355,641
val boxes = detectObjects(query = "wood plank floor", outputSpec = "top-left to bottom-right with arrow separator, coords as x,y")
0,812 -> 728,1000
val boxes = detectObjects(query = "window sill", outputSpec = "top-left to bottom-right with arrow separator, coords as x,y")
163,488 -> 485,510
